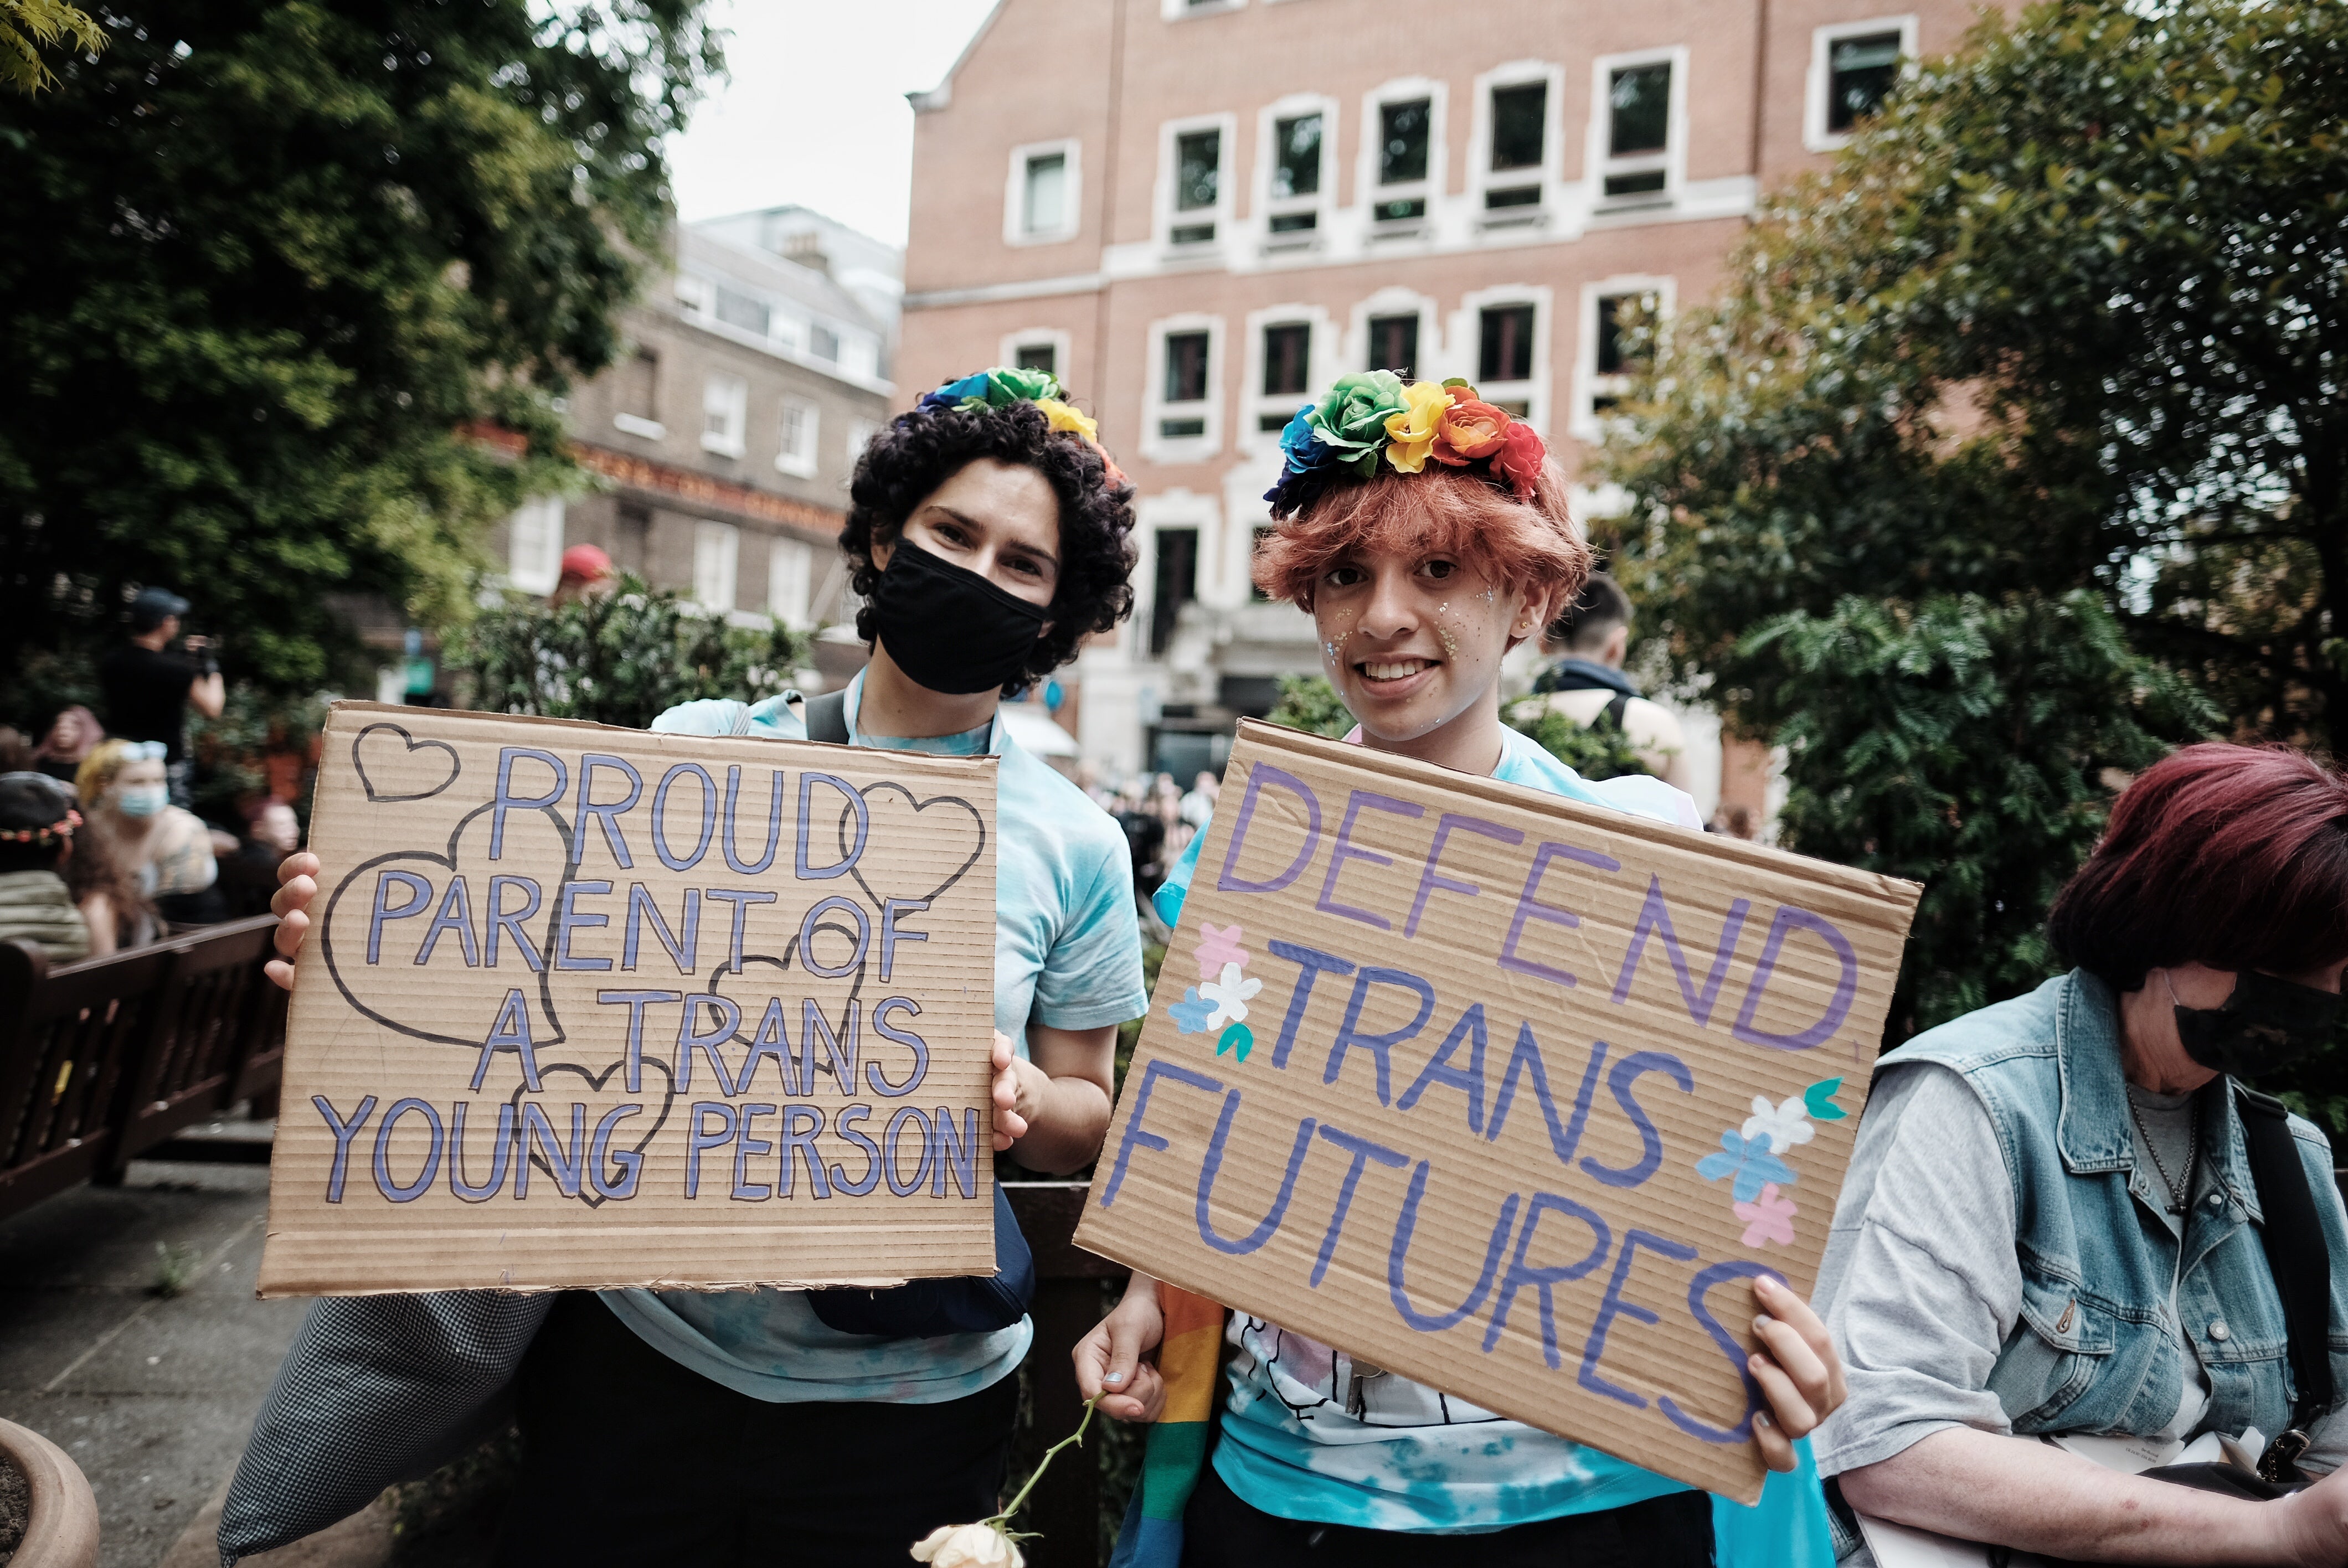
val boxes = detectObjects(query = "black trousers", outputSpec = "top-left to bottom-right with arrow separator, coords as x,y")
496,1292 -> 1020,1566
1180,1463 -> 1716,1568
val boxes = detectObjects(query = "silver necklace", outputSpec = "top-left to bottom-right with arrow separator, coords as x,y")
2128,1094 -> 2200,1215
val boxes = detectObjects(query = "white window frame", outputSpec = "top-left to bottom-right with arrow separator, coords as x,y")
1142,313 -> 1224,465
1130,489 -> 1224,658
1469,60 -> 1564,225
506,496 -> 565,595
1240,305 -> 1333,456
673,275 -> 713,322
1004,138 -> 1082,246
1357,78 -> 1446,236
1255,94 -> 1338,250
775,396 -> 820,478
1571,275 -> 1675,441
1157,113 -> 1238,251
1350,287 -> 1441,381
846,419 -> 883,462
1456,285 -> 1553,434
767,534 -> 816,628
998,327 -> 1073,381
1161,0 -> 1242,19
1806,16 -> 1917,152
693,520 -> 740,612
700,372 -> 748,458
1587,45 -> 1688,210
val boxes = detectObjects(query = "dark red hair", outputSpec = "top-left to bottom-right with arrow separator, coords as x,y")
2049,744 -> 2348,990
1251,458 -> 1589,611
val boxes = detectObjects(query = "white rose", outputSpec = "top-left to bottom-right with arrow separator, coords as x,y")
910,1523 -> 1024,1568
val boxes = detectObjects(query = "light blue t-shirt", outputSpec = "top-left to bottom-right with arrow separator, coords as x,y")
1157,726 -> 1833,1561
601,672 -> 1147,1404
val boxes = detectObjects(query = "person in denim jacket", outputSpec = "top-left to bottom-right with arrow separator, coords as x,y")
1814,744 -> 2348,1562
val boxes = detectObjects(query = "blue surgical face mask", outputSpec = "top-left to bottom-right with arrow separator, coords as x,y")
114,783 -> 168,818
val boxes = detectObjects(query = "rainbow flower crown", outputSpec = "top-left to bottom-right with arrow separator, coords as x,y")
1264,371 -> 1547,519
916,366 -> 1126,486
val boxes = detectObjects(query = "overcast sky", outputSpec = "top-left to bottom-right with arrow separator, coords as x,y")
666,0 -> 998,248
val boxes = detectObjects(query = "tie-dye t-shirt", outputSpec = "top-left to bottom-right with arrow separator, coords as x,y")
599,673 -> 1147,1404
1155,728 -> 1731,1532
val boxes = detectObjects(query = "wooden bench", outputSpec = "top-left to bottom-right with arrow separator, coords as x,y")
0,915 -> 287,1223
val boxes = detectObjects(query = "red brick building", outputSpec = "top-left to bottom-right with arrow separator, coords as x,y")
898,0 -> 2000,812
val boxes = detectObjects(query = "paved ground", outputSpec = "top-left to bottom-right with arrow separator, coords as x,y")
0,1147 -> 306,1568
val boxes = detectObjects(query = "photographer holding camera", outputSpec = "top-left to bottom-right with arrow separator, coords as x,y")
100,586 -> 225,809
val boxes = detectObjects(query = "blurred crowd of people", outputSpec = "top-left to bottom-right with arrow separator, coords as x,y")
1080,765 -> 1218,932
0,586 -> 304,967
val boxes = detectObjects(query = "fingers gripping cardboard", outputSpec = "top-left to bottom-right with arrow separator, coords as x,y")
1075,720 -> 1920,1502
258,703 -> 999,1297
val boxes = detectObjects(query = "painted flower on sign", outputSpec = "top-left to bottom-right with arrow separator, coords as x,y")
1732,1183 -> 1799,1249
1168,988 -> 1216,1035
1741,1094 -> 1816,1154
1198,962 -> 1262,1029
1696,1129 -> 1798,1204
1194,921 -> 1249,976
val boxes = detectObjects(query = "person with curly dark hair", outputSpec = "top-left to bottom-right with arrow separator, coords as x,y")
838,370 -> 1137,701
256,368 -> 1146,1566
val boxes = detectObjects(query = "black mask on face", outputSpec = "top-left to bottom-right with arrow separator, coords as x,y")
868,537 -> 1051,695
2170,969 -> 2345,1079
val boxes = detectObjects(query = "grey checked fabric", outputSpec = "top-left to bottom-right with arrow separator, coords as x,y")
217,1290 -> 552,1565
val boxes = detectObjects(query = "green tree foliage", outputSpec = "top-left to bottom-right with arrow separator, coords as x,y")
1602,0 -> 2340,1057
1606,0 -> 2346,747
1265,673 -> 1355,739
1,0 -> 104,92
1266,671 -> 1652,779
0,0 -> 721,702
457,577 -> 811,731
1742,592 -> 2215,1040
1503,702 -> 1651,782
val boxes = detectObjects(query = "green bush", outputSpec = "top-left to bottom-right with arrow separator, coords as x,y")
1741,591 -> 2215,1043
1268,671 -> 1652,781
1264,673 -> 1355,739
455,576 -> 812,730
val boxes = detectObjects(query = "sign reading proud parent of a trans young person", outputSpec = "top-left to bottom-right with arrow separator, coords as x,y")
258,703 -> 999,1297
1077,720 -> 1920,1502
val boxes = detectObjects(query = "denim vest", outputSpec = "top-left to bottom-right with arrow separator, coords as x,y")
1883,971 -> 2348,1441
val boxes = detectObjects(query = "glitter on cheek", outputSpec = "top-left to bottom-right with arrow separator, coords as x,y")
1438,625 -> 1460,657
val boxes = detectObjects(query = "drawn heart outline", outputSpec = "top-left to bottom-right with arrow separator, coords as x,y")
831,781 -> 989,915
352,722 -> 462,804
318,800 -> 576,1052
508,1055 -> 679,1210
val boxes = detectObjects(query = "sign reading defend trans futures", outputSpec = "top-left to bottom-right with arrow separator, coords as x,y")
1076,720 -> 1919,1503
258,702 -> 998,1296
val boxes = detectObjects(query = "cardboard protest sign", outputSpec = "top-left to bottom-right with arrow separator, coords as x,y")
258,702 -> 998,1297
1077,719 -> 1920,1501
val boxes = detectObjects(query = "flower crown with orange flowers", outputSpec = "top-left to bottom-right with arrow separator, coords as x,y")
915,367 -> 1126,487
1264,371 -> 1546,519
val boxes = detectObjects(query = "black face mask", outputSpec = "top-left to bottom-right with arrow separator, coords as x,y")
868,538 -> 1050,695
2170,969 -> 2345,1079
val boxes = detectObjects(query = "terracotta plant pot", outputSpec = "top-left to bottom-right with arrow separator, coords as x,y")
0,1417 -> 99,1568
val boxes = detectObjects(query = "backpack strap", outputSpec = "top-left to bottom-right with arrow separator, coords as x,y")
1600,690 -> 1633,733
2234,1083 -> 2335,1479
802,688 -> 851,746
